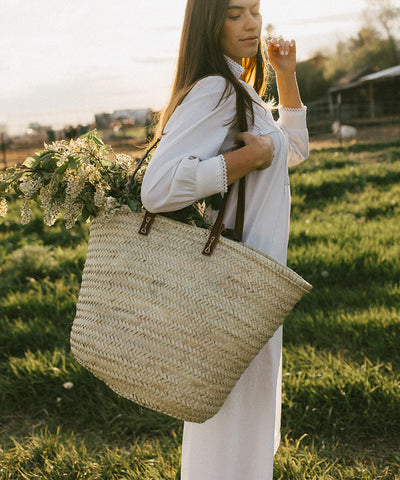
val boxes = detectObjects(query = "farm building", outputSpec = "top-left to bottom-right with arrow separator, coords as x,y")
329,64 -> 400,121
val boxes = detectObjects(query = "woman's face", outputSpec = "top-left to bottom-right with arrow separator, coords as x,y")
220,0 -> 262,64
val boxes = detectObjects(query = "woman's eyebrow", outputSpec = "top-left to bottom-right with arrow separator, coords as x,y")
227,2 -> 260,10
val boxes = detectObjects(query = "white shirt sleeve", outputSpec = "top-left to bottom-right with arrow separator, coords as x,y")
277,106 -> 309,167
141,76 -> 235,213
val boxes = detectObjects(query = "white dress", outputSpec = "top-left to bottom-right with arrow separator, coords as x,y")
141,58 -> 309,480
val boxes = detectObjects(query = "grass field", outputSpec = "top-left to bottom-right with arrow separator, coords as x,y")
0,140 -> 399,479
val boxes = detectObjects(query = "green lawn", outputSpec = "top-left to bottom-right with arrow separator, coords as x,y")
1,141 -> 399,479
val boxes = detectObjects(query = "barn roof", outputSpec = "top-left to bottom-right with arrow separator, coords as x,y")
359,65 -> 400,82
330,64 -> 400,92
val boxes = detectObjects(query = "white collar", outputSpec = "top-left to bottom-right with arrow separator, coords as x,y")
224,55 -> 245,79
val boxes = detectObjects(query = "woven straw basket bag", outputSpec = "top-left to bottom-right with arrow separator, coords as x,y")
70,144 -> 312,423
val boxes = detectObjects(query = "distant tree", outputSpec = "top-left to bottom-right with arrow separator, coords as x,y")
295,59 -> 331,103
363,0 -> 400,40
351,32 -> 399,70
265,1 -> 400,104
323,39 -> 354,83
322,0 -> 400,83
362,0 -> 400,64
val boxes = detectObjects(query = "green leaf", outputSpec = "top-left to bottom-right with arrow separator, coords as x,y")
56,160 -> 69,176
68,156 -> 78,170
86,130 -> 105,147
22,156 -> 36,168
128,199 -> 141,212
209,193 -> 223,210
40,153 -> 57,170
8,170 -> 26,184
81,205 -> 90,222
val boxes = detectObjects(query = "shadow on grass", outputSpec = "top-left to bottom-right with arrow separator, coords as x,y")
0,217 -> 89,252
285,309 -> 400,368
292,169 -> 400,212
283,274 -> 400,366
280,373 -> 400,445
310,139 -> 400,155
1,352 -> 181,441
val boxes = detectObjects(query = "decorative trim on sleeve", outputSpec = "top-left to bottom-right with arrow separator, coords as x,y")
219,154 -> 229,193
279,105 -> 306,112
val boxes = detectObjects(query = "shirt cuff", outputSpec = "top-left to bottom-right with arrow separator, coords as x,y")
278,105 -> 307,130
196,154 -> 228,199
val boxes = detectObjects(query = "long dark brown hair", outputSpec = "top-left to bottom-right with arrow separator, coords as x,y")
155,0 -> 267,138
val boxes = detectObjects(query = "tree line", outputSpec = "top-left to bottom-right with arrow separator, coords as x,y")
267,0 -> 400,104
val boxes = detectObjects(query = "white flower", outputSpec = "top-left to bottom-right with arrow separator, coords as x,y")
134,165 -> 147,183
0,130 -> 155,230
98,195 -> 118,222
94,183 -> 107,209
83,163 -> 101,183
115,153 -> 132,165
20,199 -> 32,225
63,170 -> 88,227
67,138 -> 87,157
40,179 -> 62,226
62,382 -> 74,390
56,152 -> 68,167
0,197 -> 7,217
19,177 -> 43,199
116,153 -> 136,172
47,140 -> 67,152
105,196 -> 117,213
65,171 -> 86,202
64,200 -> 83,229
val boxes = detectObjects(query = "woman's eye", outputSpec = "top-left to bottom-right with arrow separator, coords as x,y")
228,14 -> 241,20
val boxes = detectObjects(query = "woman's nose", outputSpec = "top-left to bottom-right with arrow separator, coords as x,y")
244,12 -> 258,30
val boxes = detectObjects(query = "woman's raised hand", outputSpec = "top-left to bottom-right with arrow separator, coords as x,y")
267,38 -> 297,76
266,37 -> 303,109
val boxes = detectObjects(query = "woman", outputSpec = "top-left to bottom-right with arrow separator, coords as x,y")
141,0 -> 308,478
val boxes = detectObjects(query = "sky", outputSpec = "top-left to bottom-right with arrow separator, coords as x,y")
1,0 -> 367,134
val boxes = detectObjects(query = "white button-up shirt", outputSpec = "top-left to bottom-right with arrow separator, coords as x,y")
141,67 -> 308,264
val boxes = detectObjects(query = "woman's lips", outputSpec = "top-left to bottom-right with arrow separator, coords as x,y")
241,37 -> 258,44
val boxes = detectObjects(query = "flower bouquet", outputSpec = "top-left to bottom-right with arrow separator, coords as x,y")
0,130 -> 210,229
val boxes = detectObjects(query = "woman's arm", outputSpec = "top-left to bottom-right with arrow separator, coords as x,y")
224,131 -> 274,185
141,76 -> 274,213
268,38 -> 309,166
225,38 -> 307,181
267,38 -> 303,109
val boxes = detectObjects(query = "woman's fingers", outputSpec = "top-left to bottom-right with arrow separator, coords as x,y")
268,37 -> 296,56
234,132 -> 274,171
235,131 -> 252,146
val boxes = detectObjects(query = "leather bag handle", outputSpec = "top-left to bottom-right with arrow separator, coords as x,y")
201,177 -> 245,255
134,139 -> 246,256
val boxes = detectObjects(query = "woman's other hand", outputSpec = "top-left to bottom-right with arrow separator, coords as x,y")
225,132 -> 274,185
267,38 -> 297,76
235,132 -> 274,170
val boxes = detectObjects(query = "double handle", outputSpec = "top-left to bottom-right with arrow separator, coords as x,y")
132,140 -> 246,256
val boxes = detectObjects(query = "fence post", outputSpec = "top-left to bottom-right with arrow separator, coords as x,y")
0,132 -> 6,168
368,82 -> 375,119
337,93 -> 342,146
